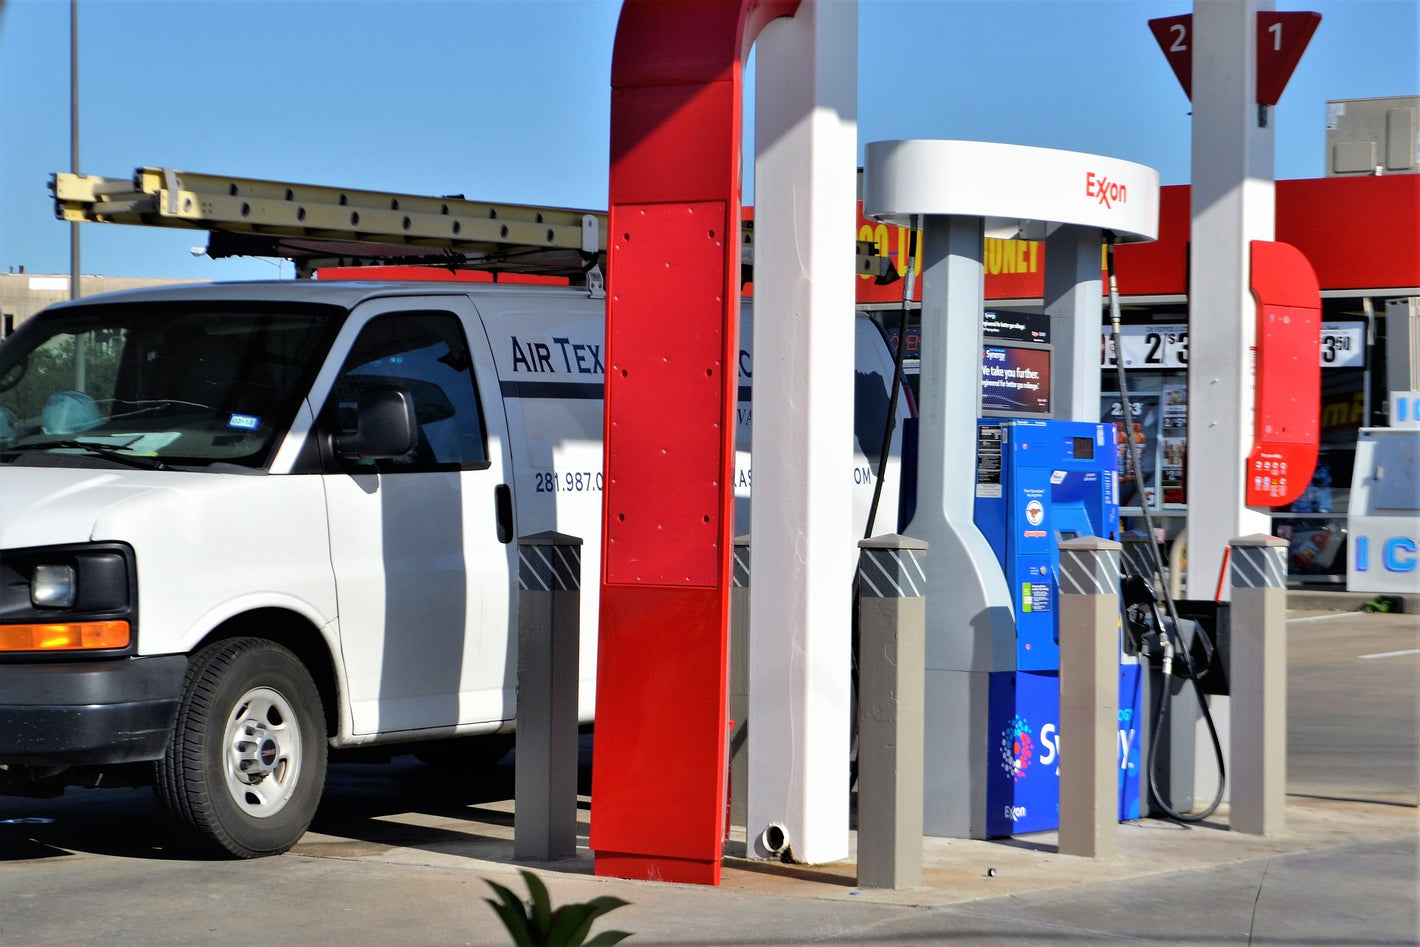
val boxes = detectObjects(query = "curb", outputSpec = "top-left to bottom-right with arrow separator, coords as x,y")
1286,589 -> 1418,613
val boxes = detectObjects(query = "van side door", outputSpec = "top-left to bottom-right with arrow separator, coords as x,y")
313,298 -> 515,736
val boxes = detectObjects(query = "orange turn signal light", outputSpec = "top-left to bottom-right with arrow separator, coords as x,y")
0,621 -> 131,652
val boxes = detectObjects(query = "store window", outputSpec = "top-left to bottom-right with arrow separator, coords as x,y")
1272,316 -> 1369,582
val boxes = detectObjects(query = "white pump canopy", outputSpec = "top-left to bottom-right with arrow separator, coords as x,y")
863,139 -> 1159,243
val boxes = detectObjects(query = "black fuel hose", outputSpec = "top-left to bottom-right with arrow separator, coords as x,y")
865,221 -> 917,540
1106,233 -> 1226,823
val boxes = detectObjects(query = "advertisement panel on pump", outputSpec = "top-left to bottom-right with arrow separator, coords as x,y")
987,667 -> 1143,837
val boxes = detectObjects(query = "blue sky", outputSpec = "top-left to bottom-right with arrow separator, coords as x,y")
2,0 -> 1416,281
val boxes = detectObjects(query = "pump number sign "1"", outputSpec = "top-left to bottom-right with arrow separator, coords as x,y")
1148,11 -> 1321,105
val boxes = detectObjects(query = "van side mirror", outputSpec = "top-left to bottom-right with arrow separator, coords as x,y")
334,387 -> 418,460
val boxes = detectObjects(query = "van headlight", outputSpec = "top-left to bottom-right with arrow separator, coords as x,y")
0,544 -> 136,654
27,552 -> 129,611
31,563 -> 77,608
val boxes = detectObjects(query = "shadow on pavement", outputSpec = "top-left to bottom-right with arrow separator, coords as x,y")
0,741 -> 594,866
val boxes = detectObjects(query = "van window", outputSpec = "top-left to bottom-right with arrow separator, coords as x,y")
0,302 -> 338,469
325,311 -> 489,471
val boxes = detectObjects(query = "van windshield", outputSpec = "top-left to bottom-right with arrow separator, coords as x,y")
0,301 -> 340,470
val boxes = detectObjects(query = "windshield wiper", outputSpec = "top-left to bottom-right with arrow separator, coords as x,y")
1,439 -> 170,471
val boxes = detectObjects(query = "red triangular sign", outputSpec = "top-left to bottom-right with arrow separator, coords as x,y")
1257,12 -> 1322,106
1148,14 -> 1193,100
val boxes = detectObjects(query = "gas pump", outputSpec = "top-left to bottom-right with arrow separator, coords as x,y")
972,418 -> 1144,835
861,138 -> 1161,841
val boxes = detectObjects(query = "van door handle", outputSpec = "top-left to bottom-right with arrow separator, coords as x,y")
495,483 -> 514,544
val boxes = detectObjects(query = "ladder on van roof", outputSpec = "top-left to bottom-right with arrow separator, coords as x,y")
52,167 -> 890,287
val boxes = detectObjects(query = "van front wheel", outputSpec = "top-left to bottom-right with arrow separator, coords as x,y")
155,638 -> 327,858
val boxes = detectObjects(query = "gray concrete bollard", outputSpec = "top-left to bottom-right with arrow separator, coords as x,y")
729,535 -> 750,832
514,531 -> 582,861
1228,534 -> 1289,836
855,535 -> 928,890
1057,536 -> 1123,858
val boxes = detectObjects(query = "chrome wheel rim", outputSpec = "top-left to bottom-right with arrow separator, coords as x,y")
223,686 -> 302,818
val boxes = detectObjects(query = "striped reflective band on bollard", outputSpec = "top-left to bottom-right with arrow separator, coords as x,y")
518,541 -> 582,592
1119,530 -> 1158,584
858,543 -> 927,599
733,539 -> 751,590
1059,541 -> 1123,597
1230,541 -> 1286,590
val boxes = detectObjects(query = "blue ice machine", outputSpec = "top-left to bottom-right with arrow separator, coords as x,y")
972,419 -> 1143,837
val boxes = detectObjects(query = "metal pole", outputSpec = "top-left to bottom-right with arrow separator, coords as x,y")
1186,0 -> 1275,600
1043,225 -> 1104,420
909,212 -> 1014,841
70,0 -> 81,301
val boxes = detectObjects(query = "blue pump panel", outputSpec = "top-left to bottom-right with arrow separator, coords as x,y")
975,419 -> 1133,837
974,420 -> 1119,671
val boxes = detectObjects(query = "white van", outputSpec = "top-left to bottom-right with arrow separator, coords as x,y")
0,281 -> 905,857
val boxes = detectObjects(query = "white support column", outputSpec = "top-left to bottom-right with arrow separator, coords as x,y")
747,0 -> 857,865
1186,0 -> 1275,600
910,214 -> 1015,839
908,213 -> 1016,682
1044,225 -> 1104,422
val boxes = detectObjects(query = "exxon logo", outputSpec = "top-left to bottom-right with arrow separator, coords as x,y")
1085,172 -> 1128,209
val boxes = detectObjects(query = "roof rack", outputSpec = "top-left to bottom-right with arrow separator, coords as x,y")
52,167 -> 889,288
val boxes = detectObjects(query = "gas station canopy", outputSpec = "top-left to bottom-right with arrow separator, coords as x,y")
863,139 -> 1160,243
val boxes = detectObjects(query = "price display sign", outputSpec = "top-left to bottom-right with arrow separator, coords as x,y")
1101,324 -> 1189,369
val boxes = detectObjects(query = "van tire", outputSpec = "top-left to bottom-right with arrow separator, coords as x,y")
155,637 -> 327,858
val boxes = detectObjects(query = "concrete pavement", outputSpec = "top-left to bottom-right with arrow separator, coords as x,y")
1,607 -> 1416,945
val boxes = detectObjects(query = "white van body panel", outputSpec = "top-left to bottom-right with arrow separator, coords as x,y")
304,295 -> 518,738
0,468 -> 169,549
90,473 -> 339,657
0,467 -> 338,662
478,295 -> 608,723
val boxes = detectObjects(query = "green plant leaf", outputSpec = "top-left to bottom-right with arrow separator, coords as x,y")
485,879 -> 529,920
484,879 -> 535,946
581,931 -> 633,947
521,870 -> 554,938
546,895 -> 630,946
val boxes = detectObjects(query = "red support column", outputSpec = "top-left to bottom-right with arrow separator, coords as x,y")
593,0 -> 798,886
